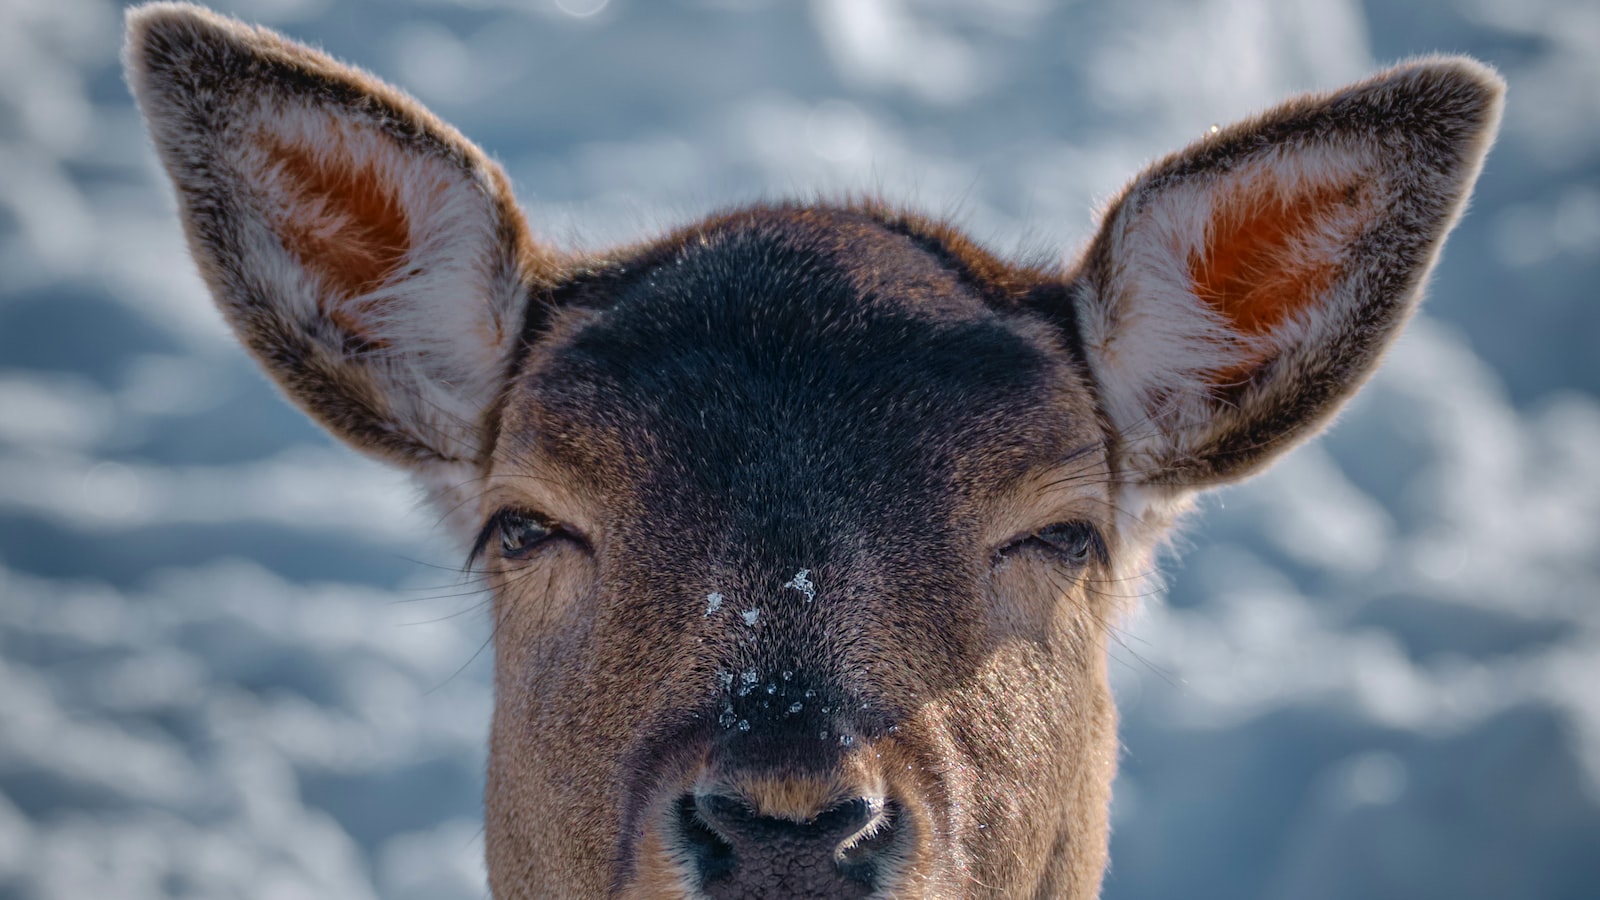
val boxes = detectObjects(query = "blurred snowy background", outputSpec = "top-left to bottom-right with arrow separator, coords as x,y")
1,0 -> 1596,897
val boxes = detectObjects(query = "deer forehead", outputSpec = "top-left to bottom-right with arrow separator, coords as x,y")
488,212 -> 1110,550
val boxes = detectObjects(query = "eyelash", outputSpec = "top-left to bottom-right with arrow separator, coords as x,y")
997,521 -> 1106,569
469,508 -> 566,566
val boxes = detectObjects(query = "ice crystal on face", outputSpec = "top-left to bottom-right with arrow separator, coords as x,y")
783,568 -> 816,602
788,702 -> 803,714
738,669 -> 760,696
704,592 -> 723,616
741,608 -> 760,625
716,670 -> 734,689
737,719 -> 751,733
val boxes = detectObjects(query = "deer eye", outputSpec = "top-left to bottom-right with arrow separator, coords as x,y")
467,509 -> 589,570
1013,521 -> 1104,569
481,509 -> 558,561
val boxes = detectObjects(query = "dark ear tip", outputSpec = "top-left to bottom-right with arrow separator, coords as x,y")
123,3 -> 269,86
1327,55 -> 1505,178
1417,54 -> 1506,92
1379,54 -> 1507,130
125,2 -> 227,61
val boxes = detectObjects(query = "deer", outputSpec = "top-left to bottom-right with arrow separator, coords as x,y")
123,3 -> 1503,897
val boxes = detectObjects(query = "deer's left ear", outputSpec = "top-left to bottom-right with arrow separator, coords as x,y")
1068,57 -> 1503,490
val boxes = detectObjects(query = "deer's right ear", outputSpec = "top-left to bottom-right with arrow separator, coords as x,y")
125,3 -> 560,473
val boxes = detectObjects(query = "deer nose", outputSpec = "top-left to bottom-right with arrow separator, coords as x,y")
676,791 -> 901,896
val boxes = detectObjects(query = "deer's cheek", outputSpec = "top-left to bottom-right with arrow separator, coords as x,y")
488,543 -> 598,674
485,551 -> 630,888
983,554 -> 1104,650
972,562 -> 1119,800
907,631 -> 1114,872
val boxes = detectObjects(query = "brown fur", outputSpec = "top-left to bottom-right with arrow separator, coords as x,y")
260,133 -> 413,298
124,5 -> 1504,897
1192,178 -> 1366,335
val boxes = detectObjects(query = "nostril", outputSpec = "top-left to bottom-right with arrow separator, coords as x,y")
693,792 -> 752,838
677,795 -> 736,883
809,796 -> 877,841
676,791 -> 901,891
835,799 -> 899,887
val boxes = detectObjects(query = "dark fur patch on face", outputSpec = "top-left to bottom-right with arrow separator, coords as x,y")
516,205 -> 1095,515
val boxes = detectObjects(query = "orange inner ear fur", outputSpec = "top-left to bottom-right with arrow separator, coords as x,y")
1189,177 -> 1369,382
260,134 -> 412,341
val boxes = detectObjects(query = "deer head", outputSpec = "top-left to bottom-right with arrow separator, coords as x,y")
124,4 -> 1502,897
